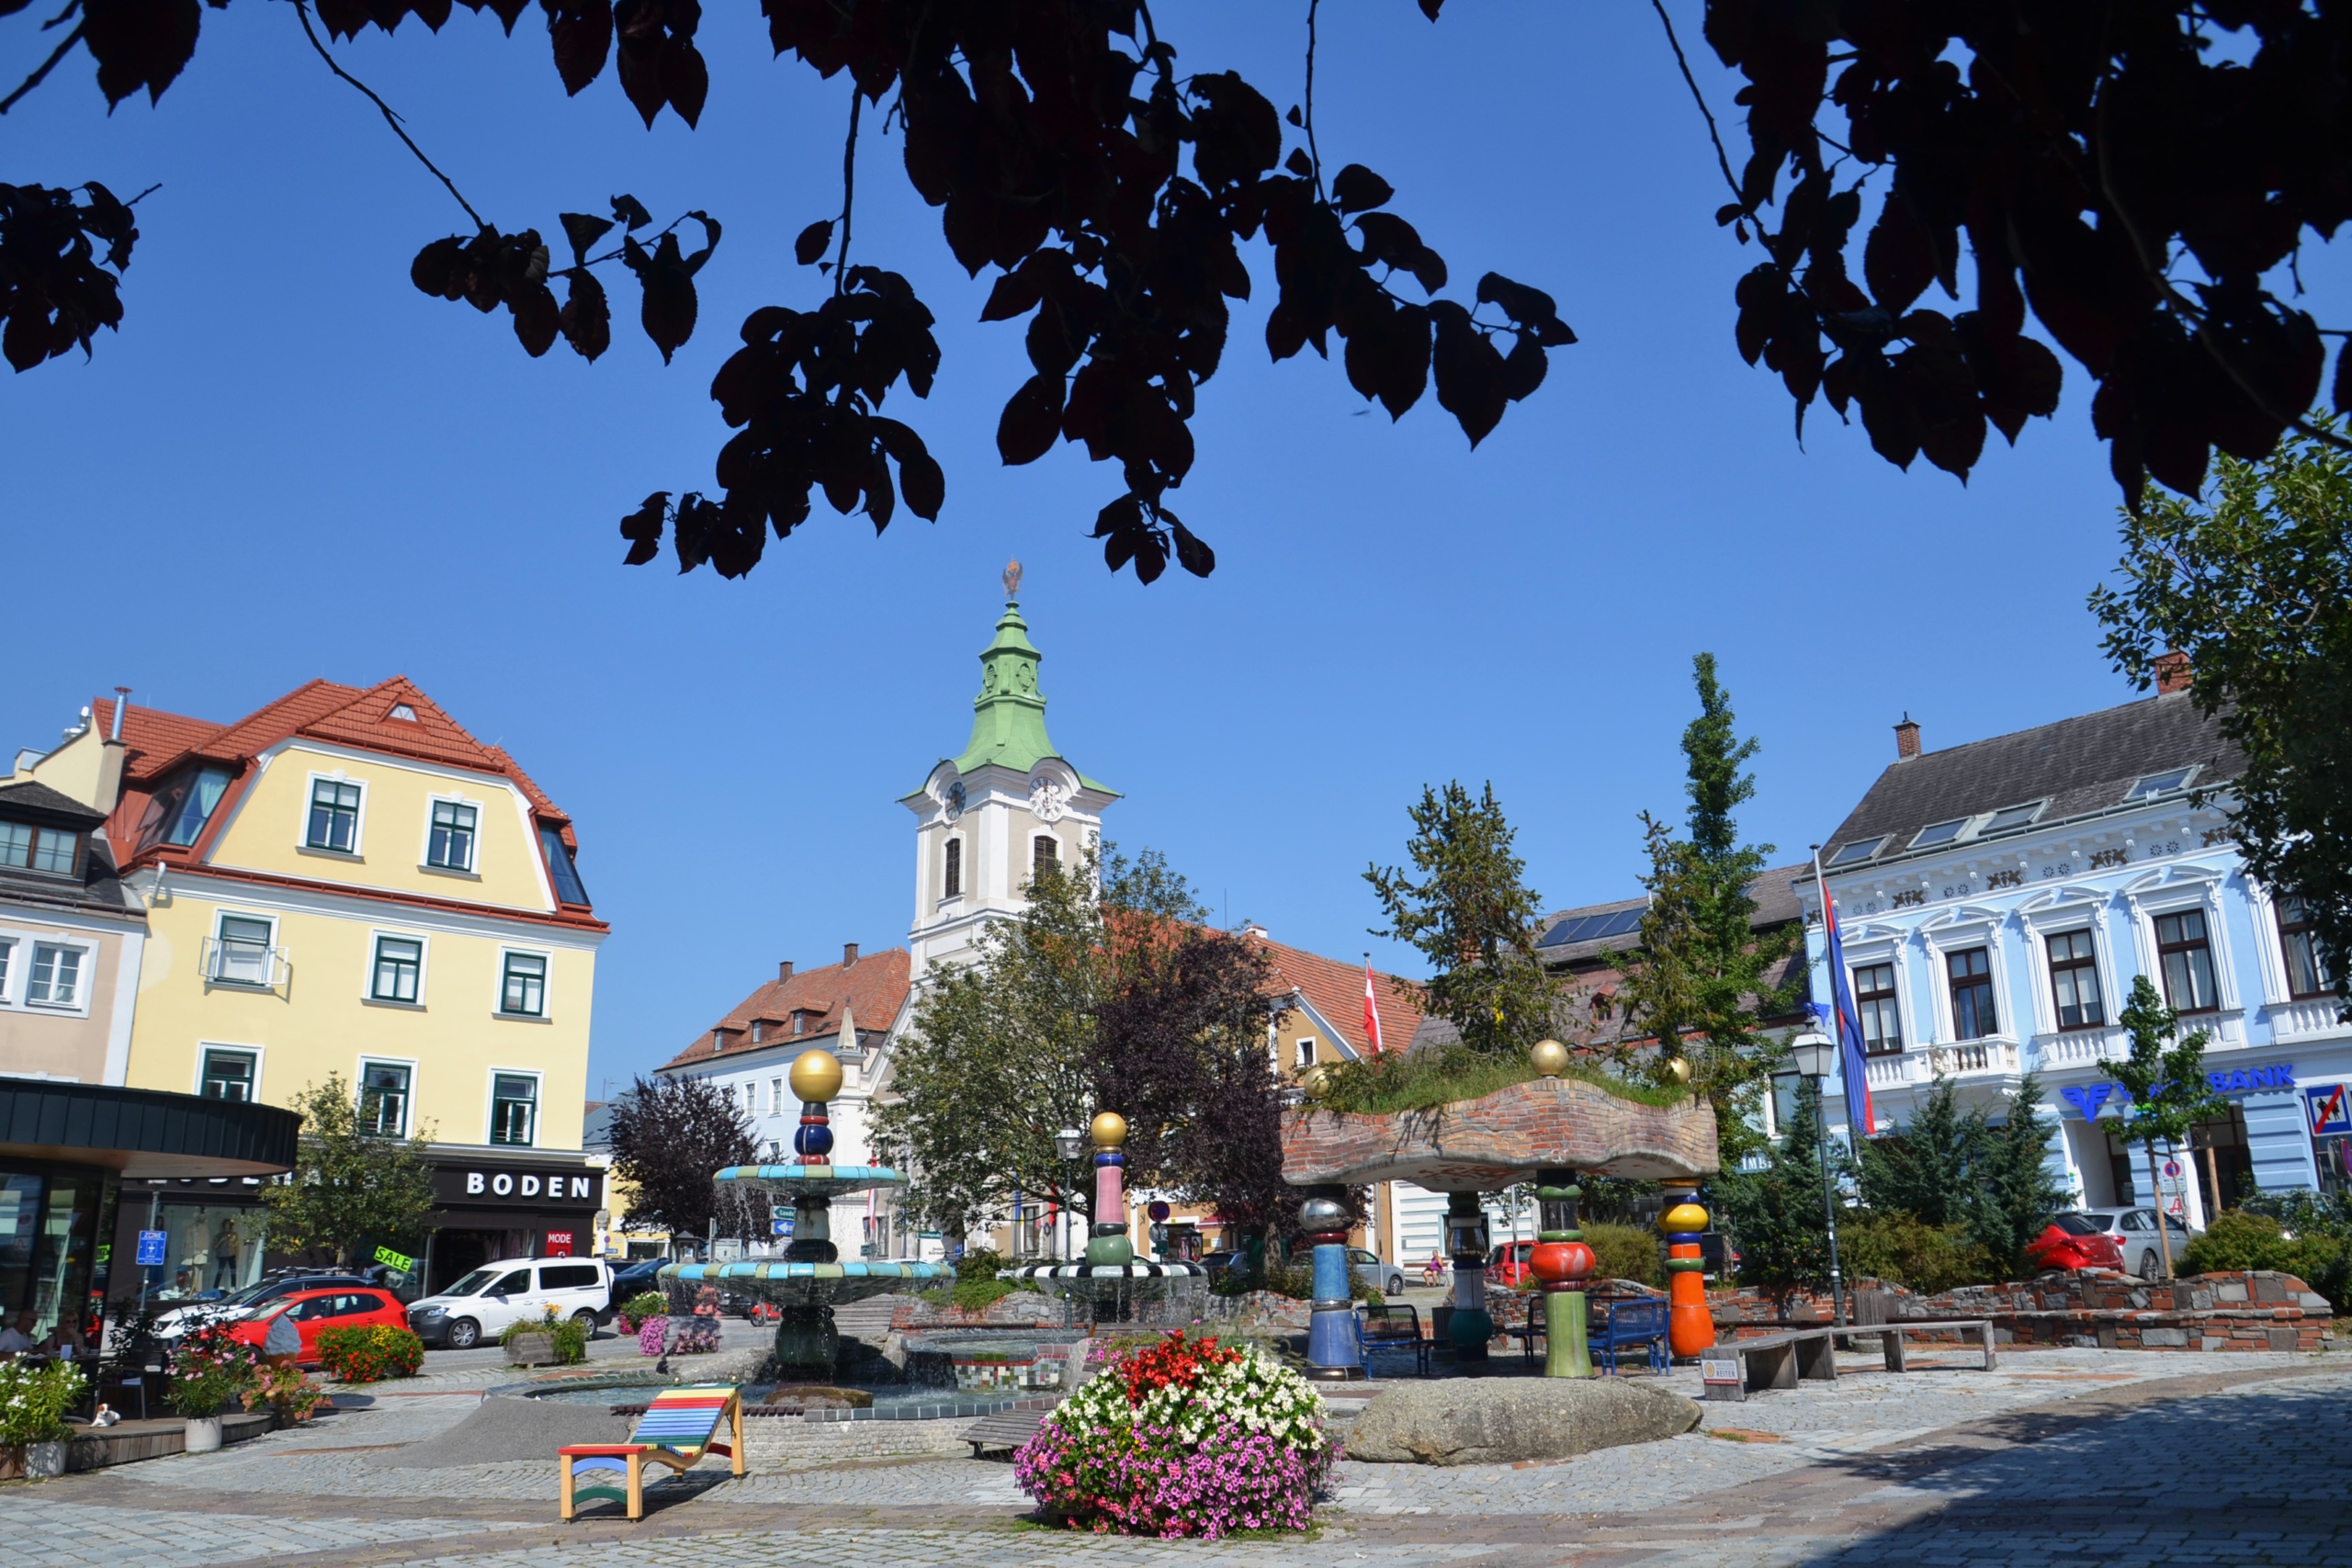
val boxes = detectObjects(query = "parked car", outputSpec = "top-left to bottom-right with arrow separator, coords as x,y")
153,1271 -> 375,1340
1489,1240 -> 1536,1287
2078,1206 -> 2199,1279
609,1258 -> 667,1297
1347,1247 -> 1408,1295
1199,1249 -> 1249,1284
2024,1212 -> 2129,1273
405,1257 -> 614,1348
227,1286 -> 408,1364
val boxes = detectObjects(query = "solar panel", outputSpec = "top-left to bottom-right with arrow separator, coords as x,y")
1539,914 -> 1600,946
1596,908 -> 1646,938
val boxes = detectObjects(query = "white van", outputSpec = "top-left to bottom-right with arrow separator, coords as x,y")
405,1257 -> 613,1349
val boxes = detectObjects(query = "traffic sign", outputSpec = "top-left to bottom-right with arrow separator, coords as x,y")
2162,1159 -> 2182,1180
2308,1084 -> 2352,1137
135,1230 -> 166,1267
772,1217 -> 794,1236
772,1204 -> 793,1221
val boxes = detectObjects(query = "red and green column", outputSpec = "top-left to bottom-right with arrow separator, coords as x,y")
1528,1168 -> 1595,1377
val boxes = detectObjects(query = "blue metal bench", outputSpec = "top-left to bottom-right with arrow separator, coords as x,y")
1356,1302 -> 1432,1378
1593,1298 -> 1669,1375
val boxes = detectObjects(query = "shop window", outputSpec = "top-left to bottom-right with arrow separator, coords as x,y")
501,952 -> 547,1017
200,1047 -> 256,1101
371,936 -> 423,1003
27,942 -> 83,1008
1853,963 -> 1903,1055
307,778 -> 363,852
1947,948 -> 1997,1040
2046,931 -> 2106,1029
491,1073 -> 538,1146
360,1061 -> 411,1136
2278,896 -> 2334,1000
152,1203 -> 265,1300
2155,909 -> 2220,1013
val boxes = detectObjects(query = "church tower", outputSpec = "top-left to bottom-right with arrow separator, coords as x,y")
900,565 -> 1118,975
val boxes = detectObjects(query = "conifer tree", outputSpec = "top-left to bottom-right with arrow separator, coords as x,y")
1858,1077 -> 1977,1227
1967,1074 -> 2075,1273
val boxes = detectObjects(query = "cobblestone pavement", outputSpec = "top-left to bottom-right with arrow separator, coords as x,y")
17,1348 -> 2350,1567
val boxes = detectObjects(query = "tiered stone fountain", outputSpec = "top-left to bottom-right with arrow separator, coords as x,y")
662,1048 -> 952,1373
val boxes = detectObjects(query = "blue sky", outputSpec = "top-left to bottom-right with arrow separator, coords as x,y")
6,4 -> 2180,1094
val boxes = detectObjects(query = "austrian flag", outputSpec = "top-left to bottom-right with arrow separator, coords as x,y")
1363,959 -> 1385,1054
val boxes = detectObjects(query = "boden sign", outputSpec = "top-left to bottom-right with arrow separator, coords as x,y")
430,1163 -> 604,1207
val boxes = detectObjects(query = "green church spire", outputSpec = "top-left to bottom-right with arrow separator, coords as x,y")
924,566 -> 1113,792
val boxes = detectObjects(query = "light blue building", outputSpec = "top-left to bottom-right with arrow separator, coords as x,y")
1802,682 -> 2346,1229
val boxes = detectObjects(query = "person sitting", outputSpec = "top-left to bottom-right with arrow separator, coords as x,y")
0,1310 -> 40,1358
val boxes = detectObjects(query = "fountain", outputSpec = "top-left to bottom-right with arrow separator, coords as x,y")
1000,1111 -> 1207,1320
662,1048 -> 952,1374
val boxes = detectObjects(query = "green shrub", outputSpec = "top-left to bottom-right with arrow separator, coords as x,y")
954,1247 -> 1008,1284
315,1325 -> 425,1383
499,1305 -> 588,1364
616,1292 -> 668,1331
1585,1222 -> 1665,1287
1839,1212 -> 2000,1293
165,1324 -> 258,1417
0,1358 -> 85,1444
2180,1210 -> 2349,1308
951,1277 -> 1015,1312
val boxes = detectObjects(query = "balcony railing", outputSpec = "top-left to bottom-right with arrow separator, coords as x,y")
1860,1037 -> 2022,1089
202,936 -> 288,989
2267,998 -> 2352,1043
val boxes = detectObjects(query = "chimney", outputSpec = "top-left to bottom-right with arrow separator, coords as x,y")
1894,714 -> 1921,761
842,942 -> 860,966
777,960 -> 795,983
2154,650 -> 2192,695
110,687 -> 129,740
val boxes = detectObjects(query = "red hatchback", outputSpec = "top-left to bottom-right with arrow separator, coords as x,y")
230,1286 -> 408,1363
2024,1212 -> 2128,1274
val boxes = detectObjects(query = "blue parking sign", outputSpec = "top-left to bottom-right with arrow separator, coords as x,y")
135,1229 -> 167,1266
2307,1084 -> 2352,1137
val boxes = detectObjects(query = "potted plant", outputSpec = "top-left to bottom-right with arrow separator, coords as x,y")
615,1292 -> 668,1336
0,1358 -> 85,1479
167,1324 -> 258,1452
499,1305 -> 587,1367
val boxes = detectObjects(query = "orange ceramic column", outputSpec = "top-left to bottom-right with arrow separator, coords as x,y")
1659,1184 -> 1713,1360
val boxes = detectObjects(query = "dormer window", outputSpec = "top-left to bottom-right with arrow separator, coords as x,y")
141,764 -> 233,849
751,1020 -> 765,1044
1981,800 -> 2046,834
388,703 -> 419,722
1827,835 -> 1890,867
1910,818 -> 1967,849
2127,766 -> 2198,800
539,824 -> 591,906
0,820 -> 78,878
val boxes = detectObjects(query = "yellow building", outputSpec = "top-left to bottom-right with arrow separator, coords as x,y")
46,681 -> 608,1295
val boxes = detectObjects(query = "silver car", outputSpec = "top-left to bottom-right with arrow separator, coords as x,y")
1346,1247 -> 1408,1294
2080,1205 -> 2199,1279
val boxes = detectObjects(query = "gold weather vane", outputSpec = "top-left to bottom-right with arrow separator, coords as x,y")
1002,559 -> 1023,598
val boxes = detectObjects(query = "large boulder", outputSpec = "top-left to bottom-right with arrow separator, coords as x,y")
1344,1378 -> 1700,1466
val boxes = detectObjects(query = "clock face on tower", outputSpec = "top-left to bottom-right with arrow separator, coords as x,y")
944,779 -> 966,821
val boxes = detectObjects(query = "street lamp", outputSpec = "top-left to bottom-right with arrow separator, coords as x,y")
1785,1031 -> 1848,1329
1053,1126 -> 1085,1258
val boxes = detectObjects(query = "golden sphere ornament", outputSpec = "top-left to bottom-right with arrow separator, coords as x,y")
1530,1039 -> 1569,1077
1300,1065 -> 1333,1100
1090,1111 -> 1129,1149
1667,1056 -> 1694,1085
787,1048 -> 844,1104
1660,1201 -> 1710,1235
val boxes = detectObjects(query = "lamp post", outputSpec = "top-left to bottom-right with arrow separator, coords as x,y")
1054,1125 -> 1084,1260
1786,1031 -> 1848,1328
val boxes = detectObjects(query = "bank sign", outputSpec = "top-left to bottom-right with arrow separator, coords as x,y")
2061,1064 -> 2298,1119
432,1166 -> 603,1207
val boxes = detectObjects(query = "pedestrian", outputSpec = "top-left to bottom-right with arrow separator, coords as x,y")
0,1310 -> 36,1358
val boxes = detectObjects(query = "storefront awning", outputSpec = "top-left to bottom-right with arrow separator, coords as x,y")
0,1080 -> 300,1179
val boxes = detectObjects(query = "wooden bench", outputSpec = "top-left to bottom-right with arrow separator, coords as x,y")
1866,1317 -> 1998,1372
965,1406 -> 1052,1458
559,1383 -> 743,1520
1699,1327 -> 1839,1401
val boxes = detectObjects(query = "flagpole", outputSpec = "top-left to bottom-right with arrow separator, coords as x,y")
1809,843 -> 1849,1332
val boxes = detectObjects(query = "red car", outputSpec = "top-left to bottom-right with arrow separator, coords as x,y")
2024,1212 -> 2127,1273
230,1286 -> 408,1363
1488,1240 -> 1536,1286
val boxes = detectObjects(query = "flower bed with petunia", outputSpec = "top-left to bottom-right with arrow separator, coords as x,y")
1012,1331 -> 1335,1539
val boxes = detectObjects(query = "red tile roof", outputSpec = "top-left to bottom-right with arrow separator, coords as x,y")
660,948 -> 914,1072
93,680 -> 596,926
1248,934 -> 1423,1059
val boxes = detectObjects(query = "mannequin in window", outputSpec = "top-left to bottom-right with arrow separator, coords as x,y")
213,1216 -> 242,1289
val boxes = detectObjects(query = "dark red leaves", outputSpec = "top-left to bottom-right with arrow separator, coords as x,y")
998,373 -> 1065,465
614,0 -> 705,127
413,197 -> 713,366
541,0 -> 612,96
560,268 -> 611,360
1329,164 -> 1394,215
623,231 -> 696,362
82,0 -> 203,106
794,220 -> 834,266
0,183 -> 137,372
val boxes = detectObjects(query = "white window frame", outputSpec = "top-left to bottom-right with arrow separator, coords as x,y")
1916,910 -> 2014,1047
23,935 -> 95,1014
300,770 -> 369,857
420,792 -> 484,876
2123,868 -> 2240,1014
2124,764 -> 2201,802
356,1055 -> 419,1137
2016,892 -> 2125,1039
1295,1035 -> 1317,1069
1830,927 -> 1912,1055
195,1042 -> 266,1102
206,909 -> 285,989
770,1077 -> 786,1116
363,929 -> 430,1007
485,1066 -> 543,1147
0,933 -> 13,1006
495,946 -> 551,1020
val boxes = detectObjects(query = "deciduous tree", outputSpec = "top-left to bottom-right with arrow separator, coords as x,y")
605,1072 -> 755,1245
260,1074 -> 437,1269
2105,975 -> 2231,1277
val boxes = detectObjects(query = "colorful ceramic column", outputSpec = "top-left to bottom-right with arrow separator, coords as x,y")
1300,1190 -> 1363,1381
1084,1111 -> 1135,1267
777,1048 -> 845,1371
1529,1168 -> 1595,1377
1660,1182 -> 1713,1360
1444,1190 -> 1492,1361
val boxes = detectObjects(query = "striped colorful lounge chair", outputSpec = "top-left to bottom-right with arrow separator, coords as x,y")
558,1383 -> 745,1521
